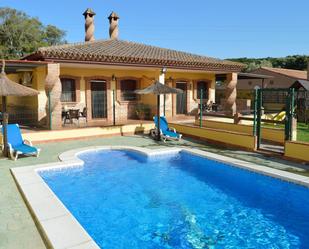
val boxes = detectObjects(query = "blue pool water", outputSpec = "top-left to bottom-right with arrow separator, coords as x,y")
39,150 -> 309,249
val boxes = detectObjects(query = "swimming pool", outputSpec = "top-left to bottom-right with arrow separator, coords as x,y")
38,148 -> 309,249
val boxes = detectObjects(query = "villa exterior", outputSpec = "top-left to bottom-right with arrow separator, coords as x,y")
2,10 -> 245,129
237,67 -> 308,90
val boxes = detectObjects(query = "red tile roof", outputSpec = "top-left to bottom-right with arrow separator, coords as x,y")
260,67 -> 307,80
23,39 -> 245,72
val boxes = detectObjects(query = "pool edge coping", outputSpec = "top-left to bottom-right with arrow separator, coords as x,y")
11,146 -> 309,249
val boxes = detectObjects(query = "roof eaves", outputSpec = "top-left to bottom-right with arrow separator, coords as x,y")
260,67 -> 307,80
40,57 -> 243,72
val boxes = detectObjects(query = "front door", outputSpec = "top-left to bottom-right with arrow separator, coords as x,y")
91,80 -> 107,119
176,82 -> 187,114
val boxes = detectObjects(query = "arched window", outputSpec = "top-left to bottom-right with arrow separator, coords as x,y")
61,78 -> 76,102
120,79 -> 137,101
197,81 -> 208,99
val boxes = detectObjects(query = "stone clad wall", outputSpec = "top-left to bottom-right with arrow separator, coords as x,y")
45,63 -> 62,129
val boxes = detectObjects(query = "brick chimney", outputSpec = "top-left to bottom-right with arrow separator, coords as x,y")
83,8 -> 96,42
108,12 -> 120,40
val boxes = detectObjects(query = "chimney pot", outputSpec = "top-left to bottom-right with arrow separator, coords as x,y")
83,8 -> 96,42
108,12 -> 120,40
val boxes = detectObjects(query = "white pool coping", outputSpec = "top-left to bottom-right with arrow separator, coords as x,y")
11,146 -> 309,249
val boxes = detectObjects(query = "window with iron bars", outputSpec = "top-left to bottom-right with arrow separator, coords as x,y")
120,79 -> 138,101
197,81 -> 208,99
61,78 -> 76,102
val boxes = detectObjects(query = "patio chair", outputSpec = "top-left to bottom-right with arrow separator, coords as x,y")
63,109 -> 80,125
79,107 -> 87,123
2,124 -> 40,160
153,116 -> 182,142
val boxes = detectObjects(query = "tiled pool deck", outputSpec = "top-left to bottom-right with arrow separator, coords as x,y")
0,135 -> 308,249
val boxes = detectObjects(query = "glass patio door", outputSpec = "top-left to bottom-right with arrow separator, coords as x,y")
176,82 -> 187,114
91,80 -> 107,119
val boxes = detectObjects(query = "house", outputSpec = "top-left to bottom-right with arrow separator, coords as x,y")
218,66 -> 309,112
237,67 -> 308,90
2,9 -> 244,129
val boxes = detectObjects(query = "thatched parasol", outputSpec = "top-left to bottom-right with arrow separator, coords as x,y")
135,80 -> 182,141
0,60 -> 39,157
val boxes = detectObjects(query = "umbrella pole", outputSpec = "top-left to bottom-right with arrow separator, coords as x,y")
2,96 -> 8,157
157,94 -> 160,141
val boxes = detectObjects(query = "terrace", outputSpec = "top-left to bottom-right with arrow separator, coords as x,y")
1,135 -> 308,249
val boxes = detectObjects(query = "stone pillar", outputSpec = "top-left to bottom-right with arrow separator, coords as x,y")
108,12 -> 120,40
224,73 -> 238,115
292,118 -> 297,141
45,63 -> 62,130
208,79 -> 216,104
83,8 -> 96,42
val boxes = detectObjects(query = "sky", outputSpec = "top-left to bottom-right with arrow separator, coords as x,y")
1,0 -> 309,59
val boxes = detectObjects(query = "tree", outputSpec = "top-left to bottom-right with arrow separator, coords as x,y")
44,25 -> 66,46
228,55 -> 308,72
0,8 -> 66,59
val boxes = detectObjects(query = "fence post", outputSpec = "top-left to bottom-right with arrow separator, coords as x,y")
256,89 -> 262,149
289,88 -> 295,140
199,89 -> 203,128
112,90 -> 116,126
253,89 -> 258,136
48,91 -> 52,130
163,94 -> 166,116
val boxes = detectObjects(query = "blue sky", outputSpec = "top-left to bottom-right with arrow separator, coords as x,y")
2,0 -> 309,59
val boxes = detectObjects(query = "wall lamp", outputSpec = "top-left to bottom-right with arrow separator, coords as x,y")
161,67 -> 167,74
112,74 -> 116,81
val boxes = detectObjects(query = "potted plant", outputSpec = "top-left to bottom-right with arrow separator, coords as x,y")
135,103 -> 151,120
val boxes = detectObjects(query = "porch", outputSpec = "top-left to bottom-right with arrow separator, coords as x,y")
1,60 -> 245,131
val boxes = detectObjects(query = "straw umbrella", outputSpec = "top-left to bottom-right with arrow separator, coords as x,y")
135,80 -> 182,141
0,60 -> 39,157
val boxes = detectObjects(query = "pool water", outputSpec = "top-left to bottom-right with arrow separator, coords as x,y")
39,150 -> 309,249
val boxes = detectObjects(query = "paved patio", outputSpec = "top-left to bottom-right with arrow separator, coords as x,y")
0,135 -> 308,249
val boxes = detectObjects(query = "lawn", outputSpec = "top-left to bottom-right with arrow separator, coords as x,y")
297,122 -> 309,143
262,122 -> 309,143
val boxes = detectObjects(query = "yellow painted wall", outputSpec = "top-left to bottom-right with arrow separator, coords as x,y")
171,123 -> 256,150
2,64 -> 217,124
196,119 -> 285,144
60,67 -> 159,105
60,67 -> 216,106
285,141 -> 309,162
22,123 -> 155,143
1,67 -> 47,124
3,73 -> 39,108
35,66 -> 48,121
59,67 -> 216,119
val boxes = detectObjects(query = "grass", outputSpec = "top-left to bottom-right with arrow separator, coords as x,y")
297,123 -> 309,143
262,122 -> 309,143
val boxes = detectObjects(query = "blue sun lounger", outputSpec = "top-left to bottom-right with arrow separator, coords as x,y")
154,116 -> 182,142
2,124 -> 40,160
